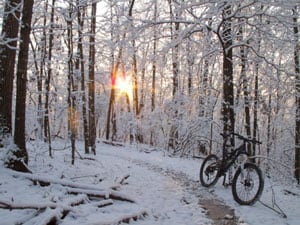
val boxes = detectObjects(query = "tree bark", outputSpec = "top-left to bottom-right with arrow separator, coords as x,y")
293,6 -> 300,183
44,0 -> 55,157
253,5 -> 263,162
75,1 -> 89,155
168,0 -> 179,151
221,2 -> 235,154
150,0 -> 157,145
13,0 -> 34,170
0,0 -> 21,138
106,2 -> 117,141
88,2 -> 97,154
37,0 -> 48,140
66,4 -> 76,165
239,24 -> 251,156
129,0 -> 138,116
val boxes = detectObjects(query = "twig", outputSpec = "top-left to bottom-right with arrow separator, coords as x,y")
258,200 -> 287,218
119,174 -> 130,185
90,199 -> 114,208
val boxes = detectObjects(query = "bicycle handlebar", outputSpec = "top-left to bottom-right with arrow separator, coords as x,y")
220,132 -> 262,145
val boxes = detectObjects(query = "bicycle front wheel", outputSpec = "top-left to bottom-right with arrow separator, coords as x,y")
232,163 -> 264,205
199,154 -> 220,187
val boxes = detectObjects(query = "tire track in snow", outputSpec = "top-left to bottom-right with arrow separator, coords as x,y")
102,149 -> 239,225
132,159 -> 239,225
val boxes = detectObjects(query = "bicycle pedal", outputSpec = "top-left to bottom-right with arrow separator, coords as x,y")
223,182 -> 232,187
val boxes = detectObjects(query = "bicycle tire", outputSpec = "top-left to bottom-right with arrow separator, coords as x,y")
232,163 -> 264,205
199,154 -> 220,187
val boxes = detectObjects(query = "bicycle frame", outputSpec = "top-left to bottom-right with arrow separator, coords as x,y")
218,141 -> 248,177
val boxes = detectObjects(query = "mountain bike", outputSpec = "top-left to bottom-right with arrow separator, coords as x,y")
199,133 -> 264,205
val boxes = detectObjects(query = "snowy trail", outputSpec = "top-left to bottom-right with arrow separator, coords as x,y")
99,145 -> 238,225
98,143 -> 300,225
1,141 -> 298,225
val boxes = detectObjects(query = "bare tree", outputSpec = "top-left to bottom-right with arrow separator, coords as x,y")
106,2 -> 118,141
75,0 -> 89,154
294,5 -> 300,183
12,0 -> 34,172
65,3 -> 77,165
220,2 -> 235,152
150,0 -> 157,145
238,20 -> 251,155
168,0 -> 180,151
44,0 -> 56,157
88,1 -> 97,154
0,0 -> 21,140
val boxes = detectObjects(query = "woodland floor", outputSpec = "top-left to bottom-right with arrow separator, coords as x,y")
0,140 -> 299,225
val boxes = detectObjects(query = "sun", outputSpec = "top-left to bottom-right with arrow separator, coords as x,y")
115,75 -> 132,98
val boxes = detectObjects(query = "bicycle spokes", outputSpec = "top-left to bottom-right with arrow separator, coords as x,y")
200,154 -> 220,187
232,163 -> 264,205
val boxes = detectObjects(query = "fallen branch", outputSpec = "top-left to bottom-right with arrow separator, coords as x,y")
7,169 -> 106,191
0,194 -> 87,211
90,199 -> 114,208
23,207 -> 62,225
97,209 -> 148,225
1,195 -> 88,225
119,174 -> 130,185
112,174 -> 130,190
67,187 -> 136,203
0,200 -> 73,211
102,140 -> 124,147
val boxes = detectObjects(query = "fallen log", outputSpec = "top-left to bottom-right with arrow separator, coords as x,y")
67,187 -> 136,203
7,169 -> 106,191
102,140 -> 124,147
97,209 -> 148,225
90,199 -> 114,208
0,195 -> 88,225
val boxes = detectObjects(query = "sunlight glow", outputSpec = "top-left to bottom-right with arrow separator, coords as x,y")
114,73 -> 133,99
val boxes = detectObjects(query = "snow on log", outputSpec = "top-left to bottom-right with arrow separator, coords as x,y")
7,169 -> 106,191
95,209 -> 148,225
66,187 -> 136,203
23,207 -> 62,225
90,199 -> 114,208
0,199 -> 73,211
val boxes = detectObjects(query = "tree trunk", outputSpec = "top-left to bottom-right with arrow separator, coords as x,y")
106,2 -> 117,141
66,4 -> 76,165
88,1 -> 97,154
168,0 -> 179,151
239,24 -> 251,156
221,3 -> 235,154
0,0 -> 21,139
13,0 -> 34,171
44,0 -> 55,157
187,40 -> 193,96
150,0 -> 157,146
129,0 -> 138,116
126,0 -> 138,143
293,6 -> 300,183
37,0 -> 48,140
252,4 -> 264,164
75,1 -> 89,155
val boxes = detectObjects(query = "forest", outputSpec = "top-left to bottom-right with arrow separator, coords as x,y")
0,0 -> 300,182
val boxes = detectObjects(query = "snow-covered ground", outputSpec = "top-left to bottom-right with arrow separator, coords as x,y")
0,140 -> 299,225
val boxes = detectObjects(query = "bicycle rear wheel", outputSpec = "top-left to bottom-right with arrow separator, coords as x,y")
232,163 -> 264,205
199,154 -> 220,187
